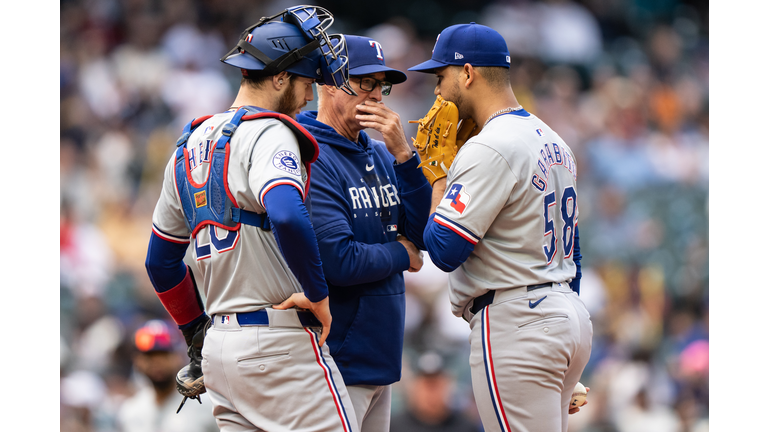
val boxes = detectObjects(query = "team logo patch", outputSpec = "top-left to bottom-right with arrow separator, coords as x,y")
272,151 -> 301,176
195,191 -> 207,208
445,183 -> 471,214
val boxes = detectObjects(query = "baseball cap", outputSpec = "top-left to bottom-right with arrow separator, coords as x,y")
414,351 -> 446,376
345,35 -> 407,84
408,23 -> 511,73
134,320 -> 175,353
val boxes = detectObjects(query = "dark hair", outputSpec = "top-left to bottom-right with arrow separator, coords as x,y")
240,69 -> 271,90
239,69 -> 294,90
475,66 -> 511,89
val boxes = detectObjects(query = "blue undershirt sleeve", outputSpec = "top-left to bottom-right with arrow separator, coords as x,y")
145,233 -> 188,292
263,184 -> 329,302
423,214 -> 475,272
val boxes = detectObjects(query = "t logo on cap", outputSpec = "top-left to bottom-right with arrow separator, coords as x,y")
432,34 -> 440,53
369,40 -> 383,60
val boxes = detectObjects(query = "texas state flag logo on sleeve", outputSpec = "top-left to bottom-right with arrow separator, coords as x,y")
445,183 -> 471,214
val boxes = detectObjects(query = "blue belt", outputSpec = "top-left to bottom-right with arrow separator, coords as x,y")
235,309 -> 322,327
470,283 -> 553,314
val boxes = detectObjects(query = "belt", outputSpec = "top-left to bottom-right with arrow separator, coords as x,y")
221,309 -> 321,327
470,283 -> 553,315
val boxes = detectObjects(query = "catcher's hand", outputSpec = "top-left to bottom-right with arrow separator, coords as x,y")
176,316 -> 210,413
409,95 -> 477,185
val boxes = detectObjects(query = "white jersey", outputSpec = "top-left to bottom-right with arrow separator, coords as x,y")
434,111 -> 579,318
116,387 -> 218,432
151,111 -> 310,315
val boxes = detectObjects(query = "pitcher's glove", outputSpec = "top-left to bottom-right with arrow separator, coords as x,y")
409,95 -> 478,185
175,315 -> 210,413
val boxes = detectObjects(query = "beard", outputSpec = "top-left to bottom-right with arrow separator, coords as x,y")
148,374 -> 176,391
453,92 -> 468,121
445,78 -> 468,120
276,78 -> 301,117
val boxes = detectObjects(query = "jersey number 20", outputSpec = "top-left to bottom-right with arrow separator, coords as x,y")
195,226 -> 239,260
543,186 -> 577,264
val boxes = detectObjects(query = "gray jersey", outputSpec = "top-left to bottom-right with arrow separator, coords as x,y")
434,112 -> 579,319
151,111 -> 310,315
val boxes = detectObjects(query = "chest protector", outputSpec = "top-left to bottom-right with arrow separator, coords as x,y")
173,106 -> 319,237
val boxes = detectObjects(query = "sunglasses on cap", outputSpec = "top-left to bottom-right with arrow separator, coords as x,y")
351,77 -> 392,96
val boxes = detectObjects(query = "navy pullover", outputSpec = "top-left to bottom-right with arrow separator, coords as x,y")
297,111 -> 431,386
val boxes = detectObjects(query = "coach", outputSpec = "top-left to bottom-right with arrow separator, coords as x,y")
296,35 -> 431,432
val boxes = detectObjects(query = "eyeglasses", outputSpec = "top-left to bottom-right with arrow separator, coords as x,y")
352,77 -> 392,96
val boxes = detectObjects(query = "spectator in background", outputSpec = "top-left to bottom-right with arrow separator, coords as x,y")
390,351 -> 481,432
116,320 -> 217,432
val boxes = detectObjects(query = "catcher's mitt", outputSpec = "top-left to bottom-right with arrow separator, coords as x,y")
176,316 -> 210,413
409,95 -> 478,185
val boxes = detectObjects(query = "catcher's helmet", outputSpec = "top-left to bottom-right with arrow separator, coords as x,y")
221,5 -> 356,95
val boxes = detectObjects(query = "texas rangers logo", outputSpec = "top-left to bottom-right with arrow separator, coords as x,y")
369,40 -> 384,60
272,150 -> 301,176
445,183 -> 471,214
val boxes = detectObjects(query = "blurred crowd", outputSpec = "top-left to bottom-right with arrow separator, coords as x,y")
60,0 -> 709,431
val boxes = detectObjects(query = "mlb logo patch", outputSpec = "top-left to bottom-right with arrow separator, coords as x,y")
445,183 -> 471,214
204,125 -> 214,134
221,315 -> 230,324
195,191 -> 207,208
536,128 -> 543,136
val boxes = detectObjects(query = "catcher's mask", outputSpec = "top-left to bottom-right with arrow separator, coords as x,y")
221,5 -> 356,96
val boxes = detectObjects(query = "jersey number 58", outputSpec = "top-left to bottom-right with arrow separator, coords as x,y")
543,186 -> 577,264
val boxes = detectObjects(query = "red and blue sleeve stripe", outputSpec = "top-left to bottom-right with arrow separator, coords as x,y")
259,177 -> 306,207
151,224 -> 190,245
423,213 -> 477,272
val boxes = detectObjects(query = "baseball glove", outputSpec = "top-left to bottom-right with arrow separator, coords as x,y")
409,95 -> 478,185
176,316 -> 210,413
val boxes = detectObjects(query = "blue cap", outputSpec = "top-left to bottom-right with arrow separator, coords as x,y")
345,35 -> 407,84
408,23 -> 511,73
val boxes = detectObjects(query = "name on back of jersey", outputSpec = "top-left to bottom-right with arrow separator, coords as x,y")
187,139 -> 215,171
531,141 -> 577,192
